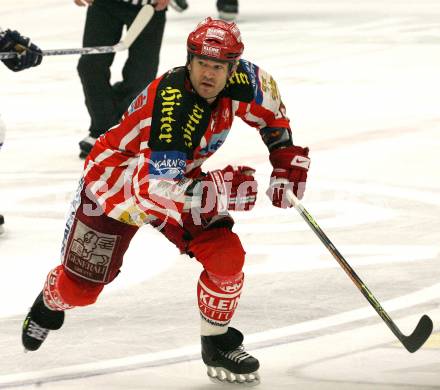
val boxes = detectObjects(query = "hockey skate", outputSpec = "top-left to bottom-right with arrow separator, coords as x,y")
22,292 -> 64,351
78,135 -> 97,159
169,0 -> 188,12
217,0 -> 238,21
0,214 -> 4,235
201,327 -> 260,386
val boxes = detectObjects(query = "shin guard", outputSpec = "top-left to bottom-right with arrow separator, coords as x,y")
198,270 -> 244,333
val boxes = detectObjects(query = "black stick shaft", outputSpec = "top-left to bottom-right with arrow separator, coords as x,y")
0,45 -> 121,59
286,190 -> 432,352
294,199 -> 403,336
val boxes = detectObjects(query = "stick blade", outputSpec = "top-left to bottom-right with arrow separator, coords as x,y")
121,4 -> 155,50
401,315 -> 433,353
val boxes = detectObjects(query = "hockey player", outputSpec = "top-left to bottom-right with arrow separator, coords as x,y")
21,18 -> 310,385
0,29 -> 43,234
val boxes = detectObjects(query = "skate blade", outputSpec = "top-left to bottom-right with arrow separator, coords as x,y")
206,366 -> 260,386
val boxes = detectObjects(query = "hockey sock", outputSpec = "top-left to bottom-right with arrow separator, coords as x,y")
197,270 -> 243,336
43,264 -> 104,310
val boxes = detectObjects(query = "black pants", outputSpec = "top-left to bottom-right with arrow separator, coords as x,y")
77,0 -> 166,138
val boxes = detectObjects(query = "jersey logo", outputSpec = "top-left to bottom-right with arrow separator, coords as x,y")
240,60 -> 263,104
260,73 -> 280,102
158,87 -> 182,144
228,71 -> 250,86
199,129 -> 230,156
182,103 -> 205,147
148,150 -> 187,179
291,155 -> 310,169
128,87 -> 148,114
64,220 -> 118,283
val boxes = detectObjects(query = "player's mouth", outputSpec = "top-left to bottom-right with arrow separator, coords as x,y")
201,80 -> 215,88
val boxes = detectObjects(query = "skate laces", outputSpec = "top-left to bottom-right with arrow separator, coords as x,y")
26,320 -> 49,341
219,345 -> 251,363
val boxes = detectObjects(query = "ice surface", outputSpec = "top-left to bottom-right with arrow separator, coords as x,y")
1,0 -> 439,388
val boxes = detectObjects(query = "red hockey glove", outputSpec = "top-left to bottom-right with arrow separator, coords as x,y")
267,145 -> 310,208
186,165 -> 258,226
201,165 -> 257,212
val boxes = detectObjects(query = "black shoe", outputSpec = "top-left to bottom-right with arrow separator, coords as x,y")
217,0 -> 238,21
0,214 -> 4,235
22,292 -> 65,351
169,0 -> 188,12
201,327 -> 260,385
78,136 -> 97,159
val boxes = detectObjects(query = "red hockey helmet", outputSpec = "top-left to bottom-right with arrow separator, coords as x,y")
187,17 -> 244,62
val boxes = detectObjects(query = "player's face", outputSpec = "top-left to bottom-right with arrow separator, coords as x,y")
188,57 -> 230,103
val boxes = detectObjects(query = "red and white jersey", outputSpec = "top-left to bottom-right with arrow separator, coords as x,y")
83,59 -> 291,226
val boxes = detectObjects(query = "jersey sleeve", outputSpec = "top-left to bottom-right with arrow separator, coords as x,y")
234,60 -> 291,131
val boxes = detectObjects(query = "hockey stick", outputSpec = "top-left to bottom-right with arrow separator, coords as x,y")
0,4 -> 154,59
286,189 -> 433,353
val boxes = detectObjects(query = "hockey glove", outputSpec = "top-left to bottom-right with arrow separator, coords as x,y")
0,30 -> 43,72
186,165 -> 257,225
267,145 -> 310,208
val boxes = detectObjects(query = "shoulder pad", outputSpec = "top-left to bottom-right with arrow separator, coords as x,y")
223,59 -> 255,103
